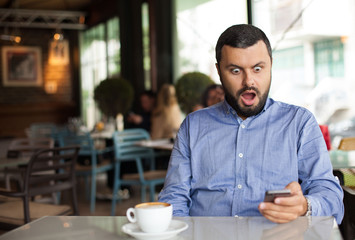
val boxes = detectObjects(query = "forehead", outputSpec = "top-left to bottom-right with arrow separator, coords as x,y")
220,41 -> 271,65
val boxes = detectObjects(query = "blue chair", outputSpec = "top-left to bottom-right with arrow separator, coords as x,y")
111,129 -> 167,216
58,132 -> 113,213
26,122 -> 58,139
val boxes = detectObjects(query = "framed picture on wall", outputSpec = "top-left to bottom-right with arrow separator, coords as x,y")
1,46 -> 43,87
48,39 -> 69,65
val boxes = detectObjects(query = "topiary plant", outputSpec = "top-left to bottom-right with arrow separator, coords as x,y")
94,76 -> 134,118
175,72 -> 215,113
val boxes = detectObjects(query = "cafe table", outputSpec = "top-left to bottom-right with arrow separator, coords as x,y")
0,156 -> 30,169
135,138 -> 174,151
91,129 -> 115,139
0,216 -> 342,240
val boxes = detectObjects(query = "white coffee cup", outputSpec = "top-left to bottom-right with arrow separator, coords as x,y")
126,202 -> 172,233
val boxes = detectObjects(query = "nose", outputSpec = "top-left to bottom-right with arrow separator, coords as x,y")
243,70 -> 255,87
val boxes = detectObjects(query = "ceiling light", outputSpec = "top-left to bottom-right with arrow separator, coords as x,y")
0,34 -> 21,43
53,32 -> 64,41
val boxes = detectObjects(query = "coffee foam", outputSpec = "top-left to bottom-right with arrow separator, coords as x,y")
136,202 -> 170,209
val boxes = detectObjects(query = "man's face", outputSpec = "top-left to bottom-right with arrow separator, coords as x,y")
216,41 -> 272,119
140,95 -> 155,112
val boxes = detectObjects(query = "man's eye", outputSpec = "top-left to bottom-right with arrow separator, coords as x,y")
254,66 -> 262,72
232,68 -> 240,74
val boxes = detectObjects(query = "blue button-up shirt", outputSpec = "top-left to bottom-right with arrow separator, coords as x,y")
158,98 -> 344,224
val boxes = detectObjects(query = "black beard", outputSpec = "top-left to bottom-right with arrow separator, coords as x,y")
224,85 -> 269,118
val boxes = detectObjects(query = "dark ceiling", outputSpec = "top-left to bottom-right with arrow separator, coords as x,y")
0,0 -> 92,11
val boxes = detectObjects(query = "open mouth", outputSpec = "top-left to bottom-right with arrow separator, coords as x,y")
241,91 -> 256,106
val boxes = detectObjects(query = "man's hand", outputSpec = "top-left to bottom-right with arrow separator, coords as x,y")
258,181 -> 308,223
127,114 -> 143,125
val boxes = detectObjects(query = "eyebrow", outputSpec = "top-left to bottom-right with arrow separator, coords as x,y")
253,61 -> 266,68
226,61 -> 266,69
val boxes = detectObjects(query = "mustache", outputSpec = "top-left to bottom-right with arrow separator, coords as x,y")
237,86 -> 260,96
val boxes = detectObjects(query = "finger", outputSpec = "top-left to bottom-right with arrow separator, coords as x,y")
261,202 -> 300,215
260,200 -> 304,217
274,194 -> 302,206
264,199 -> 307,219
262,209 -> 299,223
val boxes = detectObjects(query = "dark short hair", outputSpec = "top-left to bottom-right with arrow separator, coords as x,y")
141,90 -> 156,99
215,24 -> 272,64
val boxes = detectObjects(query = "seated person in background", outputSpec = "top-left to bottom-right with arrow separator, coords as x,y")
126,90 -> 156,132
158,24 -> 344,224
193,84 -> 225,111
150,84 -> 183,140
201,84 -> 225,108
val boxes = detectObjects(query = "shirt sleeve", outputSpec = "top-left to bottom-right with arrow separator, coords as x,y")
158,118 -> 192,216
297,111 -> 344,224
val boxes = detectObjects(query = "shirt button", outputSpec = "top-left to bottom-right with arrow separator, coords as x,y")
237,184 -> 242,189
239,153 -> 243,158
241,124 -> 245,128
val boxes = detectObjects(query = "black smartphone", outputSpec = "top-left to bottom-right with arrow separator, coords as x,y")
264,189 -> 291,202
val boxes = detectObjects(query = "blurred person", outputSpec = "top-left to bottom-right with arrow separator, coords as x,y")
193,84 -> 225,111
201,84 -> 225,108
126,90 -> 156,132
151,84 -> 183,140
158,24 -> 343,224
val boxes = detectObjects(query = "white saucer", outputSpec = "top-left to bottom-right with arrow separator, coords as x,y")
121,219 -> 188,240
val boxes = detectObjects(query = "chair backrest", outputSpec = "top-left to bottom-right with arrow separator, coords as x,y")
58,132 -> 94,155
8,137 -> 55,157
113,129 -> 154,160
319,125 -> 331,150
26,123 -> 58,139
22,146 -> 80,222
338,137 -> 355,151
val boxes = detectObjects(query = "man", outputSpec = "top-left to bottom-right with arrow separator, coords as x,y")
126,90 -> 156,132
158,24 -> 344,224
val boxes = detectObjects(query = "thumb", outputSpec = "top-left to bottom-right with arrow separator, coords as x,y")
285,181 -> 302,195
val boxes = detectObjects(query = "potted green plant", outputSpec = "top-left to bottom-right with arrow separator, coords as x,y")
175,71 -> 215,114
93,76 -> 134,119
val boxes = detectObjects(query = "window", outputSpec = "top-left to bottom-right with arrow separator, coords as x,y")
271,46 -> 305,104
173,0 -> 247,82
142,3 -> 151,89
80,17 -> 120,129
314,38 -> 344,84
252,0 -> 353,126
107,17 -> 121,76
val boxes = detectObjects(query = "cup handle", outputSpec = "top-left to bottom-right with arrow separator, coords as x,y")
126,208 -> 137,223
